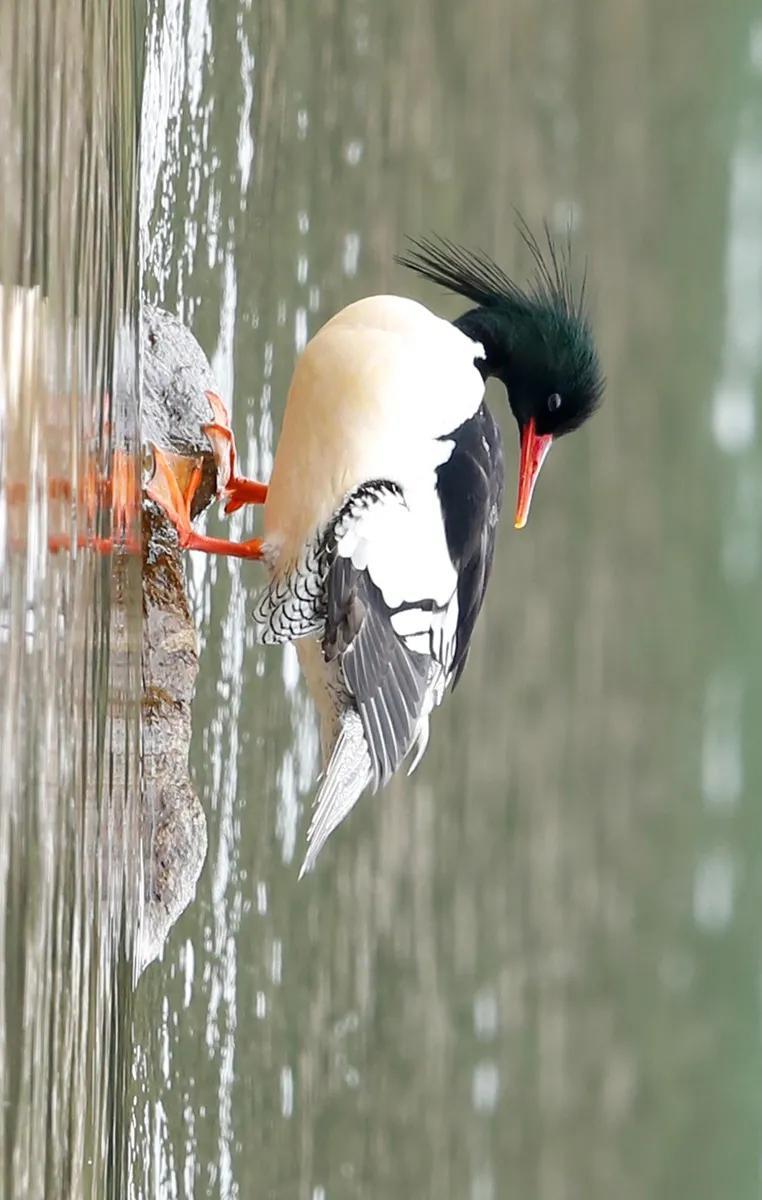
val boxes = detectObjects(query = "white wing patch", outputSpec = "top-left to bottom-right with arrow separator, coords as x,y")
328,487 -> 462,785
390,607 -> 434,637
336,486 -> 461,693
336,485 -> 457,613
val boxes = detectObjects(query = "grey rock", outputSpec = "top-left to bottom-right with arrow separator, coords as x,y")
137,309 -> 220,972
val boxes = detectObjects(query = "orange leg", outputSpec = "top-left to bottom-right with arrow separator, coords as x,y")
146,445 -> 264,560
203,391 -> 268,514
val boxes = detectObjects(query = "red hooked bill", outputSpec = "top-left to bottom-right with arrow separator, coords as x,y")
514,417 -> 553,529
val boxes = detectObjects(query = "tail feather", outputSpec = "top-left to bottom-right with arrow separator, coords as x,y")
299,710 -> 372,878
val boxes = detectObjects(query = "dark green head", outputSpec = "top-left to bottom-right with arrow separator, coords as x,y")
397,223 -> 604,526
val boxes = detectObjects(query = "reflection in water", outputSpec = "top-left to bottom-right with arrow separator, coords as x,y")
0,0 -> 141,1196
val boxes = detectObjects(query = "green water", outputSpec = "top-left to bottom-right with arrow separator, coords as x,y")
5,0 -> 762,1196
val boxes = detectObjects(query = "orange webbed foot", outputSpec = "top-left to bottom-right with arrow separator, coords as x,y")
203,390 -> 268,514
146,445 -> 264,560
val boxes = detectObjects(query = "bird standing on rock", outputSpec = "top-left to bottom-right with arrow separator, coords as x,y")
262,230 -> 603,874
148,228 -> 604,874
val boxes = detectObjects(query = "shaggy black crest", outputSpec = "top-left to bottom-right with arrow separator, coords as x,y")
396,219 -> 605,437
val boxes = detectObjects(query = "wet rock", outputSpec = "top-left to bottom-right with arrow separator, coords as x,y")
137,309 -> 221,971
142,304 -> 220,516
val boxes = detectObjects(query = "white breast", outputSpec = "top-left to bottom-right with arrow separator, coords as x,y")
263,295 -> 484,571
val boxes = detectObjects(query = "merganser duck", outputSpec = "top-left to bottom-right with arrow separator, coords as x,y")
145,231 -> 603,873
252,230 -> 604,873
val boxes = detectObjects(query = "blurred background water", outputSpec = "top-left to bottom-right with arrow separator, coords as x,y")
4,0 -> 762,1197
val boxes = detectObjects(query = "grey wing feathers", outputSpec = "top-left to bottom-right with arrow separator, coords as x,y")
299,709 -> 372,877
323,555 -> 432,790
252,480 -> 458,872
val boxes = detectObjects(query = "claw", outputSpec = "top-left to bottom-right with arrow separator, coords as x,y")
203,390 -> 268,513
146,444 -> 264,560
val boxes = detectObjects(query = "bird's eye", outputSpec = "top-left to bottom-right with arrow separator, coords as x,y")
547,393 -> 562,413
